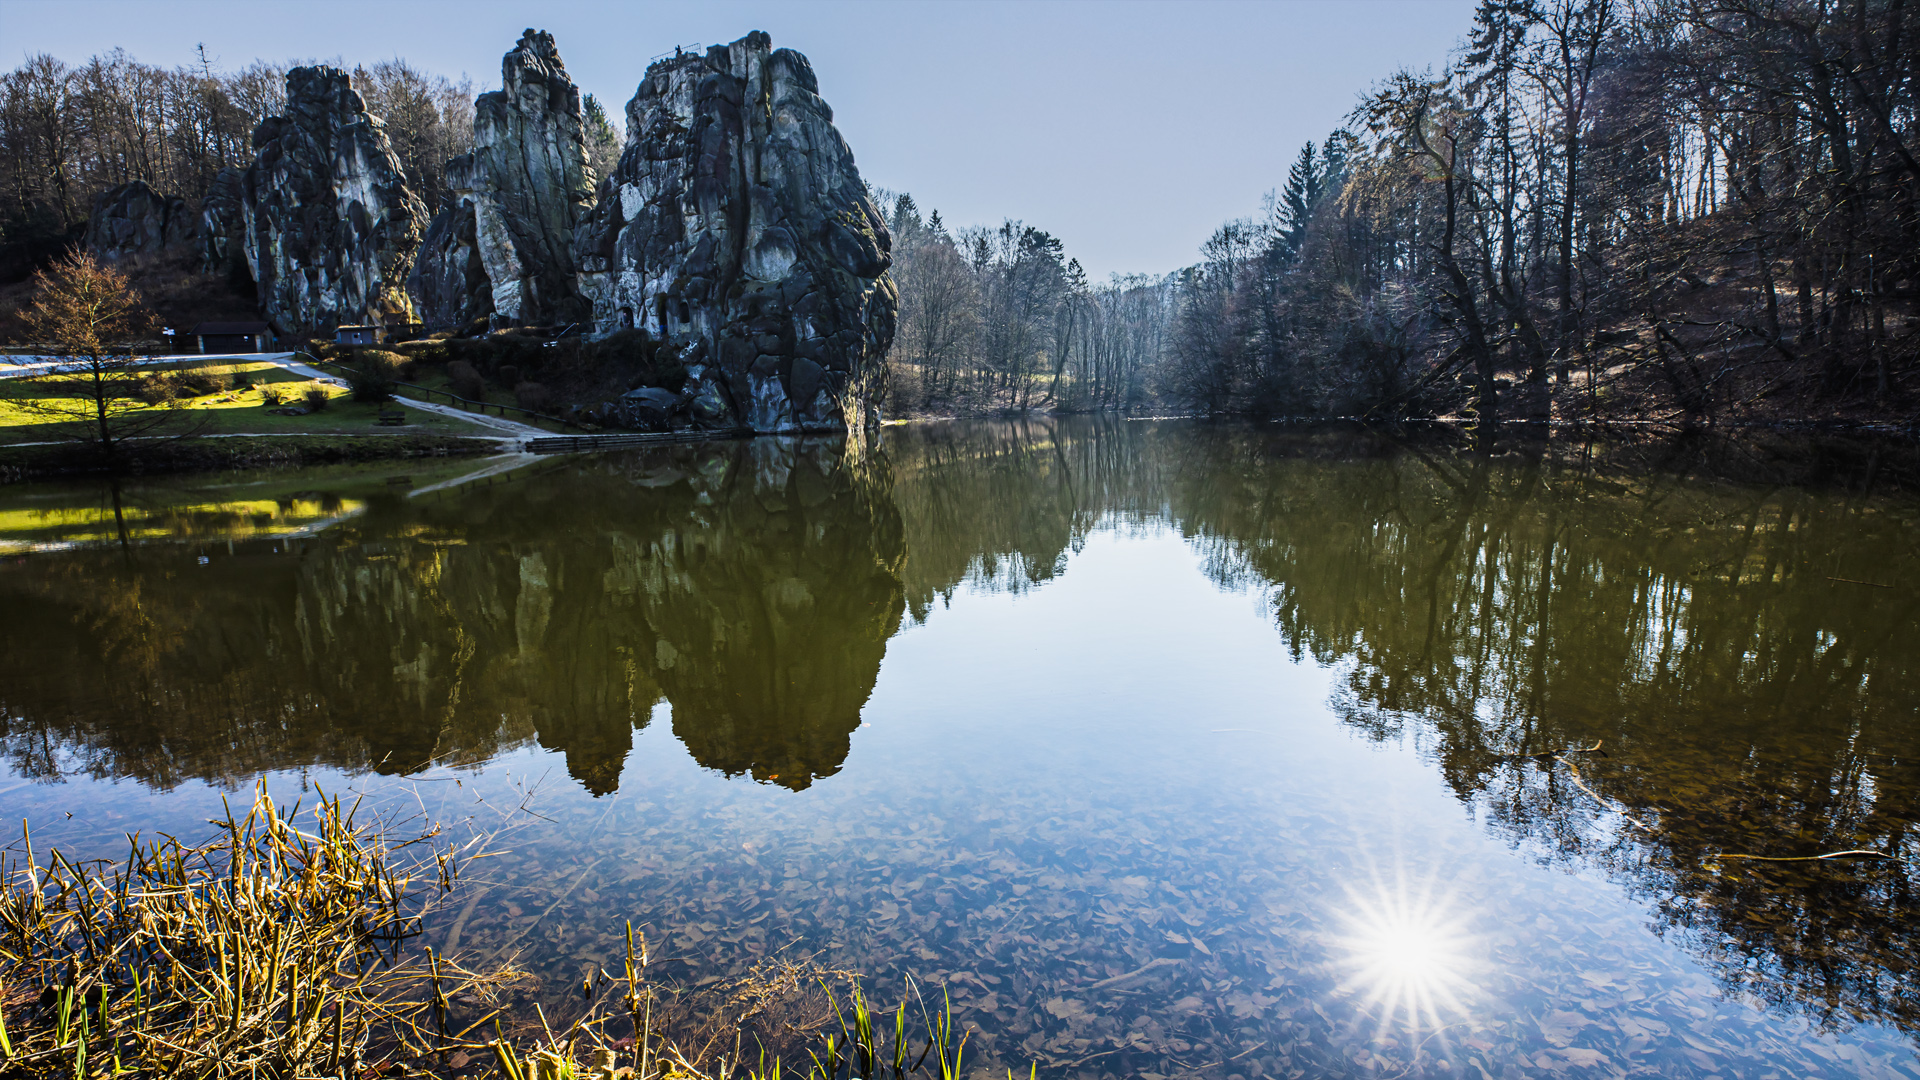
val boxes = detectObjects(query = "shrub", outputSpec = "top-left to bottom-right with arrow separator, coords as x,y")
134,373 -> 179,405
514,381 -> 552,412
261,386 -> 284,406
578,328 -> 682,387
304,387 -> 330,412
497,364 -> 520,388
346,350 -> 404,402
174,366 -> 233,397
446,334 -> 545,376
393,339 -> 448,364
447,359 -> 487,402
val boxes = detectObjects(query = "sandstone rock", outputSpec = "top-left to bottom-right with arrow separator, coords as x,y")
83,180 -> 195,261
408,190 -> 489,331
199,167 -> 246,276
574,32 -> 897,433
408,30 -> 593,330
243,66 -> 425,337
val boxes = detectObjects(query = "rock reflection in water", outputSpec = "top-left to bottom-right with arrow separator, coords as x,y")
0,438 -> 905,794
3,420 -> 1920,1076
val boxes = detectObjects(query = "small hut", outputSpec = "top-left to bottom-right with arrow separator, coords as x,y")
190,321 -> 272,354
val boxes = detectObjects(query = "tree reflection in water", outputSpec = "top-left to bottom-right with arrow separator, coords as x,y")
901,421 -> 1920,1040
2,419 -> 1918,1047
1167,429 -> 1920,1035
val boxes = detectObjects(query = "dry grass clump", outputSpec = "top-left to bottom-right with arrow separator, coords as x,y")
0,786 -> 510,1078
491,927 -> 978,1080
0,788 -> 1000,1080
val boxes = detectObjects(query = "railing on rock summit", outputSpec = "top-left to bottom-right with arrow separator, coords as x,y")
648,45 -> 704,65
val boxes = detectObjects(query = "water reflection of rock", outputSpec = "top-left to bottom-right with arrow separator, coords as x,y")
641,442 -> 905,789
6,420 -> 1920,1040
0,440 -> 906,795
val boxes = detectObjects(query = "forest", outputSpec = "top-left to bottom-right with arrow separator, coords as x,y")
1166,0 -> 1920,427
2,0 -> 1915,426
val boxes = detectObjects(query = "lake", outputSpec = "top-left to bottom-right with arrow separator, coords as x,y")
2,419 -> 1918,1079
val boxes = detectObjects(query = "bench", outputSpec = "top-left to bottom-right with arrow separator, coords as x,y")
376,408 -> 407,426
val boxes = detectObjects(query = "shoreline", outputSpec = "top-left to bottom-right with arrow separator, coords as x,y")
0,432 -> 499,483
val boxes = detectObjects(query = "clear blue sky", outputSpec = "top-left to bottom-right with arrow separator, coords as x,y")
9,0 -> 1478,279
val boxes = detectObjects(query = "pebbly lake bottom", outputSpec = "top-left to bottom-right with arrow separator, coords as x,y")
2,420 -> 1918,1079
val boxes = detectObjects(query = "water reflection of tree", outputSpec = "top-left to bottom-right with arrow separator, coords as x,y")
6,419 -> 1920,1034
0,439 -> 908,795
1168,429 -> 1920,1032
889,416 -> 1178,618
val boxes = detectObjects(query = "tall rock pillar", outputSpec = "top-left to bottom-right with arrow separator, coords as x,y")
573,32 -> 898,434
409,30 -> 594,330
242,66 -> 425,337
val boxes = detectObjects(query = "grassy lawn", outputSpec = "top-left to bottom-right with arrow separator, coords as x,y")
0,360 -> 503,444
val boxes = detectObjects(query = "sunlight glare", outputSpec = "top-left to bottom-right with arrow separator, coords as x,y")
1334,874 -> 1479,1037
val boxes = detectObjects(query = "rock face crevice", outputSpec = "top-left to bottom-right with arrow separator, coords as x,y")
243,66 -> 425,337
574,32 -> 896,433
199,167 -> 247,278
409,30 -> 594,331
83,181 -> 195,261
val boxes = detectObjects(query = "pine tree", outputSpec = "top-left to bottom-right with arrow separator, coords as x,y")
1319,129 -> 1357,190
1277,141 -> 1321,262
582,94 -> 623,179
890,193 -> 923,249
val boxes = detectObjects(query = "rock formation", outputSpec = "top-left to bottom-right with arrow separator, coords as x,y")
574,32 -> 897,433
199,167 -> 246,278
408,30 -> 594,331
408,189 -> 488,331
83,181 -> 195,261
242,66 -> 425,336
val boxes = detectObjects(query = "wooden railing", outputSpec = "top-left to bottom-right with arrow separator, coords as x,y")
294,353 -> 583,430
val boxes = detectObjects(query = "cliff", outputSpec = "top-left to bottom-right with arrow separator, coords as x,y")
409,30 -> 595,331
82,181 -> 195,261
242,66 -> 425,336
573,32 -> 897,433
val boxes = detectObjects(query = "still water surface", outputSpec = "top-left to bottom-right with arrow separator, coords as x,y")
2,420 -> 1918,1079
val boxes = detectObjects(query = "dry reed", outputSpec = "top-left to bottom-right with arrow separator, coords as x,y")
0,787 -> 999,1080
0,785 -> 510,1078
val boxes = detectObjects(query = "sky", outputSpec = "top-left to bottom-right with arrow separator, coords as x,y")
8,0 -> 1480,280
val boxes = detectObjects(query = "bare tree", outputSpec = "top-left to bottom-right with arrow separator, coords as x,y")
354,59 -> 475,211
12,251 -> 176,456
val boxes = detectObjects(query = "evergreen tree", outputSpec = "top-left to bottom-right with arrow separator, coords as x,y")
582,93 -> 623,179
1276,141 -> 1321,262
890,193 -> 923,249
1318,128 -> 1356,190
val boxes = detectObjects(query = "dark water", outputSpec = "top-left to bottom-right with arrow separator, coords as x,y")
3,420 -> 1919,1079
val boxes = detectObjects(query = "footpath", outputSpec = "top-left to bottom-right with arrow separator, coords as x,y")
3,351 -> 733,456
263,353 -> 547,447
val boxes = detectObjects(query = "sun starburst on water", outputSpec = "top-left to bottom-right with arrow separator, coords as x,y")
1332,871 -> 1479,1039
